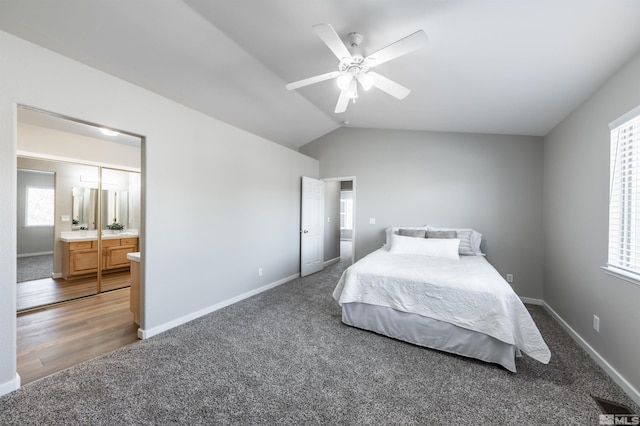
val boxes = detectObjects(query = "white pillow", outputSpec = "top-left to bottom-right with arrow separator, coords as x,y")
389,234 -> 460,260
426,226 -> 483,255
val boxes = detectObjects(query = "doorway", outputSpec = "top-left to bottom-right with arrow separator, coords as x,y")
323,177 -> 356,265
340,181 -> 354,262
16,107 -> 142,312
15,106 -> 143,382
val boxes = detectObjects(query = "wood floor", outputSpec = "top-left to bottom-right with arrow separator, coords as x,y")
17,270 -> 131,312
17,288 -> 139,385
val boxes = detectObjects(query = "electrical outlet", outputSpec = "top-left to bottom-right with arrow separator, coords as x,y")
369,218 -> 376,225
258,268 -> 263,276
506,274 -> 513,283
593,315 -> 600,332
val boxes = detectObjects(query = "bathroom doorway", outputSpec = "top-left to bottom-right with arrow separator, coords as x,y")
16,106 -> 142,313
16,106 -> 144,384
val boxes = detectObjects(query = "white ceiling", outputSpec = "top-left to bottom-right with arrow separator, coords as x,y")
1,1 -> 640,149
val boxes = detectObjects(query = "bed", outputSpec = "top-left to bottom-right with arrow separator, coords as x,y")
332,226 -> 551,372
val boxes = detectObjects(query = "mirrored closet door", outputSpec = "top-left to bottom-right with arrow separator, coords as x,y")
17,157 -> 141,312
96,168 -> 140,294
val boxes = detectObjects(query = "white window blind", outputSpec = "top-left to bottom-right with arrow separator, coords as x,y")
608,108 -> 640,276
340,198 -> 353,230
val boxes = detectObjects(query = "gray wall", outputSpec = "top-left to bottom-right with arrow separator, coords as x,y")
323,180 -> 340,262
543,50 -> 640,398
0,29 -> 318,394
300,128 -> 544,299
16,170 -> 54,256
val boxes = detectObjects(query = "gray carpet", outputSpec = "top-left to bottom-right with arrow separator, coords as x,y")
17,254 -> 53,282
1,258 -> 638,425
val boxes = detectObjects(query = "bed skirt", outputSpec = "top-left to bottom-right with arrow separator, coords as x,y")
342,302 -> 521,372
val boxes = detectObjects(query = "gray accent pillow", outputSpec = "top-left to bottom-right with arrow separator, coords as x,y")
426,230 -> 456,239
398,228 -> 426,238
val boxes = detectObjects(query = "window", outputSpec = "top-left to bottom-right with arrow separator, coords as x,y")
607,106 -> 640,282
340,197 -> 353,230
25,186 -> 54,226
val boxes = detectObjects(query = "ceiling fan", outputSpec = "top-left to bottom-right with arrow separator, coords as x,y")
286,23 -> 428,113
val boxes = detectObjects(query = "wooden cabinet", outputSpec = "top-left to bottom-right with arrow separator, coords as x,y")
67,241 -> 99,277
62,237 -> 138,279
102,238 -> 138,270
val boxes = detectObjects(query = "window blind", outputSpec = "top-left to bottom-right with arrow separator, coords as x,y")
608,110 -> 640,275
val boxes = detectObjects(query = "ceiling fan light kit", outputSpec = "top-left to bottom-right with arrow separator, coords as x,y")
286,23 -> 428,113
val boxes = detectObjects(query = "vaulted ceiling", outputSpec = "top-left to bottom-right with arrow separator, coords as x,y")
1,1 -> 640,149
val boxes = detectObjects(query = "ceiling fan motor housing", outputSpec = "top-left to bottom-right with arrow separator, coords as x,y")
339,54 -> 370,74
348,31 -> 363,47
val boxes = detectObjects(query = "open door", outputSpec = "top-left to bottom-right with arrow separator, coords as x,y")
301,176 -> 324,277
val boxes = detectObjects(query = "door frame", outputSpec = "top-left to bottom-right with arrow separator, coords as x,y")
15,106 -> 145,325
323,176 -> 356,265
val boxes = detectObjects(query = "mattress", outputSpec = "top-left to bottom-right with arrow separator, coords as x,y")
333,248 -> 551,367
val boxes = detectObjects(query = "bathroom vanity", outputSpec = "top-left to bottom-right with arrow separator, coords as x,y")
60,232 -> 139,279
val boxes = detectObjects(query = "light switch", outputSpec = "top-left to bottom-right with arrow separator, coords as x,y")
61,215 -> 71,222
369,218 -> 376,225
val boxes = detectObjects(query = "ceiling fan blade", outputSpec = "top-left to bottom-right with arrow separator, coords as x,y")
334,90 -> 350,113
313,23 -> 353,62
368,72 -> 411,100
365,30 -> 428,67
286,71 -> 342,90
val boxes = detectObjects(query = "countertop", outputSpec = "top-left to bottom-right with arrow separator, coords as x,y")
127,252 -> 141,262
60,230 -> 139,242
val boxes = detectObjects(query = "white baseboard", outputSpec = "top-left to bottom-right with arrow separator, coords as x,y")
0,373 -> 20,397
520,297 -> 544,305
17,251 -> 53,258
51,272 -> 62,279
542,301 -> 640,407
324,257 -> 340,267
138,273 -> 300,340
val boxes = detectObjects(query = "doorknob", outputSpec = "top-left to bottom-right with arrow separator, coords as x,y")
302,230 -> 309,233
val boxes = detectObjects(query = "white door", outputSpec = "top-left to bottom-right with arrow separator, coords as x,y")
301,176 -> 325,277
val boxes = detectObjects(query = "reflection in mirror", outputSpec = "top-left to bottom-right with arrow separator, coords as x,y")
103,190 -> 128,230
17,157 -> 102,311
72,187 -> 98,230
71,188 -> 132,231
17,157 -> 141,312
99,168 -> 140,294
102,168 -> 140,233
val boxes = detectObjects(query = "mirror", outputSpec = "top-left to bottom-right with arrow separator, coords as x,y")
72,187 -> 98,230
103,190 -> 128,230
71,188 -> 131,231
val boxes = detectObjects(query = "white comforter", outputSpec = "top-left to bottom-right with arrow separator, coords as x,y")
333,248 -> 551,364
